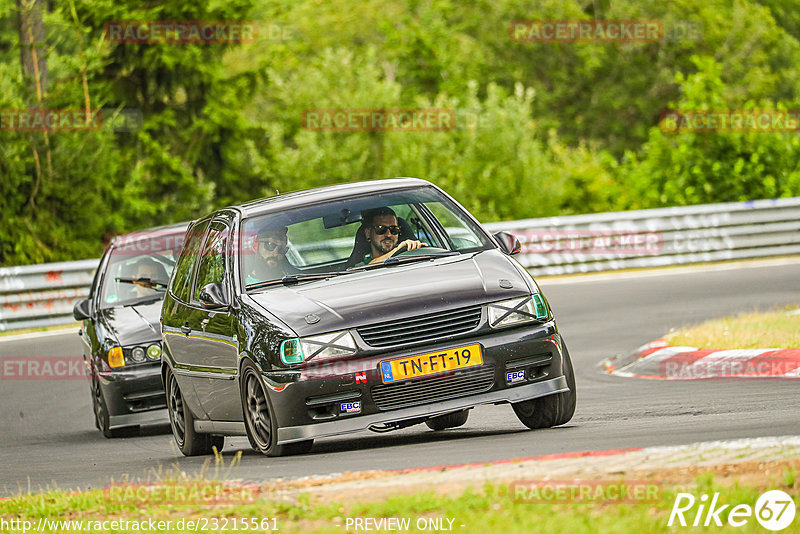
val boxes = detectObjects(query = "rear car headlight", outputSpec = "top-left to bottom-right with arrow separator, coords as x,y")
131,347 -> 146,362
280,331 -> 357,364
487,294 -> 549,328
146,344 -> 162,360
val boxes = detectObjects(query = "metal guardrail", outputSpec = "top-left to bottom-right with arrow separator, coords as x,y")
484,196 -> 800,275
0,260 -> 97,332
2,197 -> 799,331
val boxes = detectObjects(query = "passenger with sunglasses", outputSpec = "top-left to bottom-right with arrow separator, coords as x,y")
247,226 -> 297,283
356,207 -> 426,266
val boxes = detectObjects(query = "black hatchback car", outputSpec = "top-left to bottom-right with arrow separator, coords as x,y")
161,178 -> 576,456
73,223 -> 188,437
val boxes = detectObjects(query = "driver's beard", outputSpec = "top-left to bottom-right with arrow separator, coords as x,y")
374,237 -> 396,255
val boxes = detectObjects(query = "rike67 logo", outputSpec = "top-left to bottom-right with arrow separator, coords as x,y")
668,490 -> 796,531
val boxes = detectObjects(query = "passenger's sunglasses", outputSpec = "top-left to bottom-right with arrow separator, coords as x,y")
258,240 -> 288,254
372,225 -> 401,236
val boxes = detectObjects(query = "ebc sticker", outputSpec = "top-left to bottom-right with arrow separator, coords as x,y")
506,370 -> 526,384
340,401 -> 361,414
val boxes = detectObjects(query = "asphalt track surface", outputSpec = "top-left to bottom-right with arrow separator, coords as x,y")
2,259 -> 799,495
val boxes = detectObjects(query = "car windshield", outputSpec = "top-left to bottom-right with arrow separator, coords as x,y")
241,186 -> 491,289
98,230 -> 184,309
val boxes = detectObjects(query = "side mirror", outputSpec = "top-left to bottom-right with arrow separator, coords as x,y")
198,283 -> 228,309
493,231 -> 522,256
73,298 -> 92,321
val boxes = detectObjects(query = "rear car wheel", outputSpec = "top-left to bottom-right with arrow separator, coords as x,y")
512,342 -> 576,429
166,368 -> 223,456
92,375 -> 139,438
241,363 -> 313,457
425,410 -> 469,431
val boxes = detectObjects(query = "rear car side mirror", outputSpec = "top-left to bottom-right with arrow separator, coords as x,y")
73,298 -> 92,321
493,231 -> 522,255
198,283 -> 229,309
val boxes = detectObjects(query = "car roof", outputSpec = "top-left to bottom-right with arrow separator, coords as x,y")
109,221 -> 190,246
236,177 -> 434,218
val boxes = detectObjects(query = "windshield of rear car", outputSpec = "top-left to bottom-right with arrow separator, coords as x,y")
97,231 -> 184,309
241,186 -> 492,288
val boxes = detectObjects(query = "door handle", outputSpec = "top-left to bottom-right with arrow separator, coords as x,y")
180,324 -> 191,335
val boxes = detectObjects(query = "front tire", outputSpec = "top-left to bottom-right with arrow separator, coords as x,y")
512,341 -> 576,429
92,375 -> 139,438
166,367 -> 223,456
240,363 -> 313,457
425,410 -> 469,431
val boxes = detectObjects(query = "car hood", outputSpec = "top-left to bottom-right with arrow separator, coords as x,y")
97,300 -> 163,346
247,250 -> 532,336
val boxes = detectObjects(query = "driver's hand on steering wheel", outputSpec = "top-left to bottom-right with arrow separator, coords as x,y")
369,240 -> 428,264
395,240 -> 427,254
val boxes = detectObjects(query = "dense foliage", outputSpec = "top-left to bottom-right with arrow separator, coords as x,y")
2,0 -> 800,264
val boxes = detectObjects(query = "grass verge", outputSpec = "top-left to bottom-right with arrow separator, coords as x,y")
2,472 -> 799,533
667,307 -> 800,349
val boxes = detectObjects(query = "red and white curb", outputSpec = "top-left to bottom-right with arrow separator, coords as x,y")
602,338 -> 800,380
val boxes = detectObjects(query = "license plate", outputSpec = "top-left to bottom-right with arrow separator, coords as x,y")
379,344 -> 482,384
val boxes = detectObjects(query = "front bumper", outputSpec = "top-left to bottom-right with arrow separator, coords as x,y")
262,321 -> 568,444
98,362 -> 168,428
277,374 -> 567,444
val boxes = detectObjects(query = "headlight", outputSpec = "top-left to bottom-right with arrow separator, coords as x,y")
280,330 -> 357,364
146,344 -> 162,360
131,347 -> 146,362
108,346 -> 125,368
487,294 -> 549,328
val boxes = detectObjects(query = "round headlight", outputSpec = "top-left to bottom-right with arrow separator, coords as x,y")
131,347 -> 146,362
147,344 -> 162,360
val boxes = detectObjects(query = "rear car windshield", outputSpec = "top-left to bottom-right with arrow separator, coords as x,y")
241,186 -> 491,287
98,230 -> 185,309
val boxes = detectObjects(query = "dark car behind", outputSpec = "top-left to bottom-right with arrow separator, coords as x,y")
73,222 -> 188,437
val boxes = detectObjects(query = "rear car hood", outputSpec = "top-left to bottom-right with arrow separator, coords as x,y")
98,301 -> 163,346
248,250 -> 532,336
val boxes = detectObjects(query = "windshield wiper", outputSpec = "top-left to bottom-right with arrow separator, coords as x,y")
247,272 -> 346,290
116,277 -> 168,290
347,252 -> 460,272
122,294 -> 164,307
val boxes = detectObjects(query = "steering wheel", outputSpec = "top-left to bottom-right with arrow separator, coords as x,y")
392,244 -> 450,257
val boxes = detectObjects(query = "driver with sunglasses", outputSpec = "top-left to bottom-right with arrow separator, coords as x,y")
247,226 -> 297,284
357,207 -> 426,266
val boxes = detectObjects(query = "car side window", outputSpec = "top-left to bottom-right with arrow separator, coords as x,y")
193,221 -> 229,300
171,220 -> 209,303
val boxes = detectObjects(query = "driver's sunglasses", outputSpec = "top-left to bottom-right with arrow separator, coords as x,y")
372,225 -> 401,235
258,240 -> 288,254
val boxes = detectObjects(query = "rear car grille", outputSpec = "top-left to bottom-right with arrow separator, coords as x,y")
371,365 -> 495,411
357,305 -> 482,347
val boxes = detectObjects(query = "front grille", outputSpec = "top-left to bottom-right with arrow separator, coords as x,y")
357,305 -> 482,347
371,365 -> 495,411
